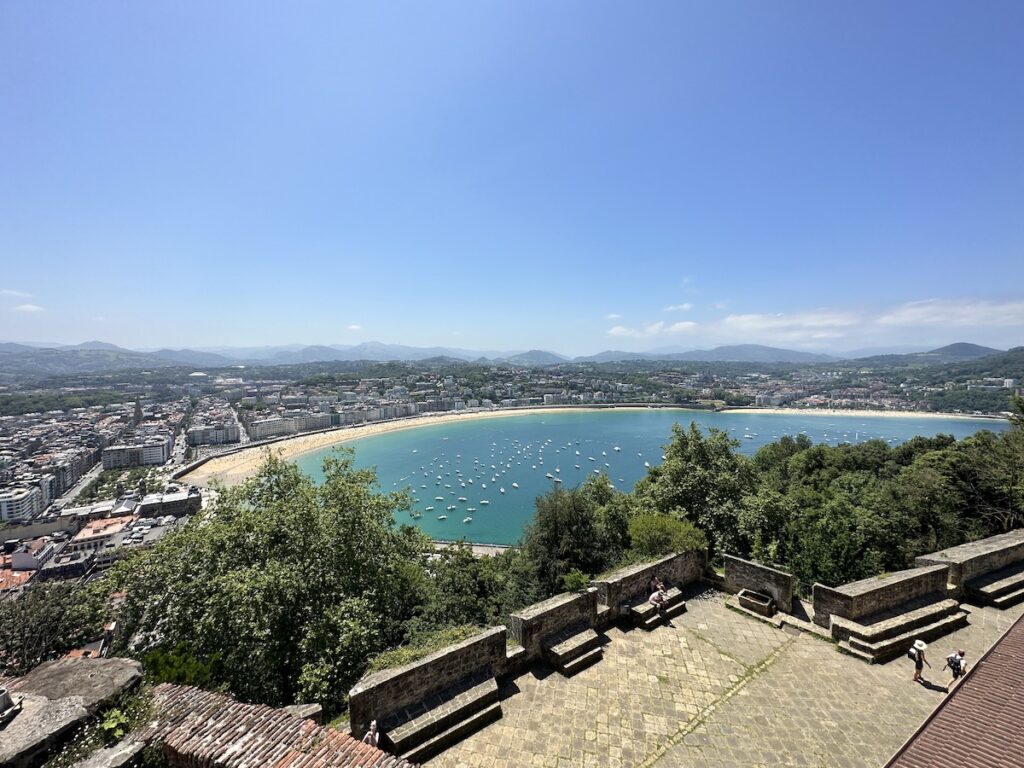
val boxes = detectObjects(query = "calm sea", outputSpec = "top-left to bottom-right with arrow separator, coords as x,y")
293,409 -> 1008,546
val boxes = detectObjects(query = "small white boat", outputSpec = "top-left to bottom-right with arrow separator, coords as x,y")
480,500 -> 490,505
437,515 -> 447,520
613,446 -> 621,452
467,507 -> 476,512
425,506 -> 434,511
435,496 -> 445,501
545,473 -> 554,479
463,517 -> 473,523
458,497 -> 467,502
500,487 -> 506,494
553,477 -> 562,483
511,482 -> 519,488
644,461 -> 650,467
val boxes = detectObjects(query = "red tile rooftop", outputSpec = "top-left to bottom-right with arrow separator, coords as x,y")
0,569 -> 33,591
73,514 -> 137,540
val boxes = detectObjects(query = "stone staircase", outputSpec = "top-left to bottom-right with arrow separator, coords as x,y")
630,586 -> 686,629
833,598 -> 968,663
381,671 -> 502,764
965,561 -> 1024,609
542,624 -> 604,676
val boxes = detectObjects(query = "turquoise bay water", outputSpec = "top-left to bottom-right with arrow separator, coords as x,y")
293,409 -> 1008,546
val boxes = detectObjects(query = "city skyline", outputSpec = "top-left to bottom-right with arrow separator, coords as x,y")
3,2 -> 1023,353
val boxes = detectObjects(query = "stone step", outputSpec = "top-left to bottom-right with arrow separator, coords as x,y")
993,585 -> 1024,609
831,599 -> 959,644
544,627 -> 601,666
630,587 -> 685,627
386,675 -> 498,756
836,640 -> 875,663
560,646 -> 603,676
966,562 -> 1024,601
847,611 -> 969,663
401,701 -> 502,764
637,598 -> 688,630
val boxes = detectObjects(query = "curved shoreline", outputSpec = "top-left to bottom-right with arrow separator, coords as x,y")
178,404 -> 1006,488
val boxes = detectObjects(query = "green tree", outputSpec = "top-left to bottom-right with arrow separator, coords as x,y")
106,451 -> 429,716
634,422 -> 754,557
0,581 -> 105,675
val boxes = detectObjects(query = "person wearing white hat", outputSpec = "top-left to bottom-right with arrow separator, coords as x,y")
910,639 -> 930,683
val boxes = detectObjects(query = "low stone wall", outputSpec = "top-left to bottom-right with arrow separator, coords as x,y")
348,627 -> 506,739
724,555 -> 794,613
592,549 -> 707,616
508,589 -> 597,659
915,529 -> 1024,593
812,564 -> 949,628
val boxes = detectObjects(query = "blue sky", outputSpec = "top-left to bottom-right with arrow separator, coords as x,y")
2,1 -> 1022,355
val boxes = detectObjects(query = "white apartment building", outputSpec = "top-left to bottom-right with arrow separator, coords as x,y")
186,424 -> 241,445
0,485 -> 44,522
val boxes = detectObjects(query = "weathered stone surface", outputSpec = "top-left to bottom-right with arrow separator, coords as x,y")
71,740 -> 145,768
11,658 -> 143,714
725,554 -> 794,613
348,627 -> 506,740
1,658 -> 143,768
508,589 -> 597,660
283,702 -> 323,723
593,550 -> 706,618
0,693 -> 88,768
812,564 -> 949,627
430,592 -> 1024,768
916,529 -> 1024,593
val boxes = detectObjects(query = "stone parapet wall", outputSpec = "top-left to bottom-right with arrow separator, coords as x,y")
915,529 -> 1024,592
724,555 -> 794,613
508,589 -> 597,659
592,549 -> 707,616
348,627 -> 506,738
812,564 -> 949,628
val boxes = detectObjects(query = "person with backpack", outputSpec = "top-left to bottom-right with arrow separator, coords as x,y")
944,649 -> 967,689
909,639 -> 930,683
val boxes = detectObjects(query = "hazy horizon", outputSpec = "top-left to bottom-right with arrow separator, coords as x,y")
3,2 -> 1022,353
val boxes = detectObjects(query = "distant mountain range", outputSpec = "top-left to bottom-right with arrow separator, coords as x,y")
0,339 -> 1007,380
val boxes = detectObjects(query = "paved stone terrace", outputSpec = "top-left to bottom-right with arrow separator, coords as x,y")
427,588 -> 1024,768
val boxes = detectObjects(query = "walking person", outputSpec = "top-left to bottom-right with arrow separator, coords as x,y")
944,649 -> 967,690
909,639 -> 930,683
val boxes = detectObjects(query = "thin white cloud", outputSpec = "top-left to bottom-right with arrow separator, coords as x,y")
12,303 -> 44,313
605,313 -> 622,320
2,289 -> 32,298
877,299 -> 1024,328
607,320 -> 697,338
722,310 -> 860,333
663,303 -> 693,312
346,324 -> 362,331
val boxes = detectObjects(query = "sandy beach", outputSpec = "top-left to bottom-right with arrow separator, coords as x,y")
178,407 -> 637,487
178,404 -> 1005,488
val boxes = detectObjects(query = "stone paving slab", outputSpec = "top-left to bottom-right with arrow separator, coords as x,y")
426,592 -> 1024,768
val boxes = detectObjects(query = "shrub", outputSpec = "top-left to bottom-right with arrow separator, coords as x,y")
627,514 -> 707,560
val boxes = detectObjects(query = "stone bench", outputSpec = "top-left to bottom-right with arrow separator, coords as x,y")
833,599 -> 968,663
381,671 -> 501,763
738,588 -> 776,617
542,624 -> 603,676
965,560 -> 1024,609
630,586 -> 686,629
